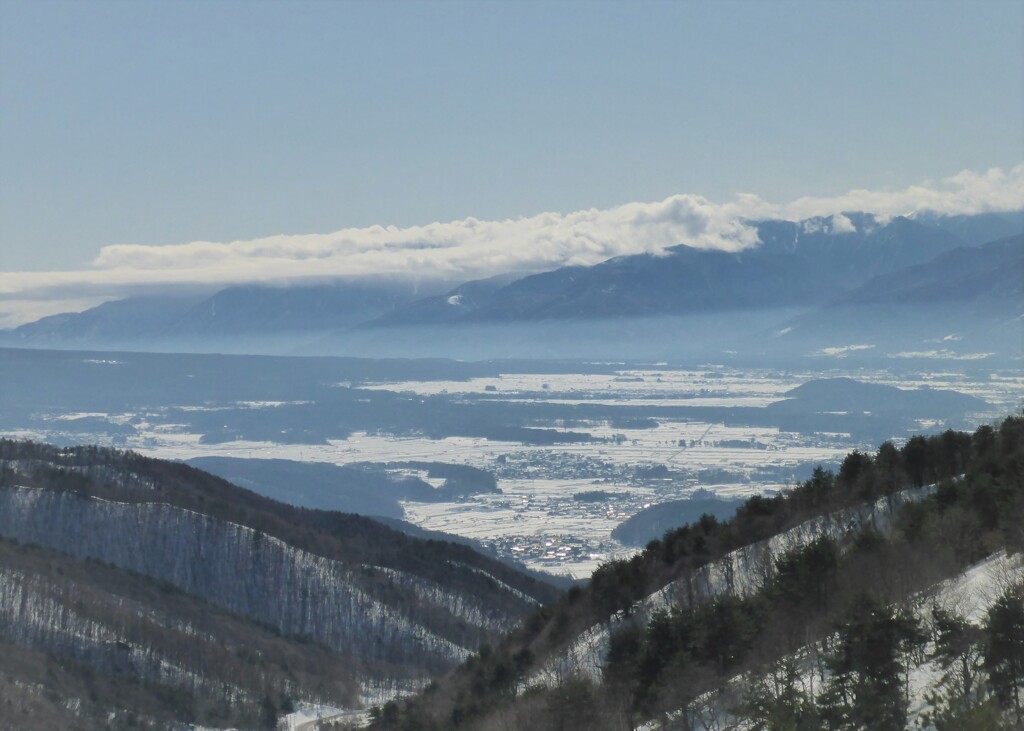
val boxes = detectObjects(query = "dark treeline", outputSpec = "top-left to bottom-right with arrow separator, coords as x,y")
0,536 -> 356,730
0,439 -> 562,687
0,440 -> 567,728
387,461 -> 500,497
586,425 -> 983,634
0,439 -> 558,610
366,416 -> 1024,731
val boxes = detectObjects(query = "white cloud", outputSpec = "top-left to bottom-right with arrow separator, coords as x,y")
1,163 -> 1021,326
888,349 -> 994,361
799,213 -> 858,235
83,193 -> 765,278
830,213 -> 857,234
813,344 -> 876,358
780,163 -> 1024,222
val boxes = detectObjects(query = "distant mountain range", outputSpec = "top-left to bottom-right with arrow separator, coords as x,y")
832,233 -> 1024,306
775,233 -> 1024,356
366,212 -> 1020,327
7,279 -> 447,348
3,210 -> 1021,360
7,293 -> 207,344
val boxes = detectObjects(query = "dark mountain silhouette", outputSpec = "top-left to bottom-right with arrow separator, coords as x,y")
611,492 -> 745,547
7,293 -> 206,345
185,456 -> 430,518
0,440 -> 560,727
775,234 -> 1024,358
371,215 -> 970,325
5,279 -> 447,349
3,212 -> 1019,360
832,234 -> 1023,306
769,377 -> 988,418
368,274 -> 519,326
186,456 -> 501,519
910,210 -> 1024,246
169,280 -> 440,334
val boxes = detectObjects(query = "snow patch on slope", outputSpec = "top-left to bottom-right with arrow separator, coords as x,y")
529,484 -> 937,686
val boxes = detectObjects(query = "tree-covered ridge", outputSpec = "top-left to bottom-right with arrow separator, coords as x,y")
0,439 -> 558,609
367,416 -> 1024,730
0,439 -> 568,727
0,536 -> 358,730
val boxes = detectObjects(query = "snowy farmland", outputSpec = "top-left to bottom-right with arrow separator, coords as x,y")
7,363 -> 1021,578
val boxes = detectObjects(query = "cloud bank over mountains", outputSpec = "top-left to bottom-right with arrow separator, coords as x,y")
2,164 -> 1022,327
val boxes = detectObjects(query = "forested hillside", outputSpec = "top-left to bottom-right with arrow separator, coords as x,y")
367,417 -> 1024,731
1,421 -> 1021,729
0,537 -> 359,729
0,442 -> 558,729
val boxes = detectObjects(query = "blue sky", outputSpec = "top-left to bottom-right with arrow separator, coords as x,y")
0,0 -> 1022,324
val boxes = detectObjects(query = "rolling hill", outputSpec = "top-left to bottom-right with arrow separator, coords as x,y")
366,417 -> 1024,731
0,440 -> 559,728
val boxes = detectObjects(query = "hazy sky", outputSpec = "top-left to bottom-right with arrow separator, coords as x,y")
2,0 -> 1021,268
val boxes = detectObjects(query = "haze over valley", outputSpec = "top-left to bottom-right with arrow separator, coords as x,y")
2,0 -> 1023,728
